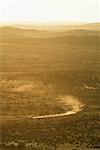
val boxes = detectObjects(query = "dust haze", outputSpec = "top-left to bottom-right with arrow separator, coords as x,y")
0,23 -> 100,150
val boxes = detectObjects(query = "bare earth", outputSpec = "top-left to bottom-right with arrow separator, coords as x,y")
0,23 -> 100,150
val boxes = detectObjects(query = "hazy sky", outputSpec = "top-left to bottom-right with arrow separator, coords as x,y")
0,0 -> 99,24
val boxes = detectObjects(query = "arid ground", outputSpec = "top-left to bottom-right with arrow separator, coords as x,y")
0,23 -> 100,149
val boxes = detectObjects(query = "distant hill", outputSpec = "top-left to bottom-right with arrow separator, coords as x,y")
80,23 -> 100,31
0,26 -> 48,38
11,22 -> 100,31
0,23 -> 99,74
0,23 -> 100,39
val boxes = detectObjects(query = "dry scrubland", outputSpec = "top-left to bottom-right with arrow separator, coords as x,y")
0,23 -> 100,149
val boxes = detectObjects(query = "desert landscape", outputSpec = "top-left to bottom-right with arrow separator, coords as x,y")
0,22 -> 100,150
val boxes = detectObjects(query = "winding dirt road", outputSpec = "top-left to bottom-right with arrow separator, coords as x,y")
29,96 -> 84,119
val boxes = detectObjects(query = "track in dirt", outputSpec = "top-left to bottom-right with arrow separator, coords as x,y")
29,95 -> 84,119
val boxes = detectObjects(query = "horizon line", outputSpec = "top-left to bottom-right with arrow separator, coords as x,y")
0,21 -> 100,26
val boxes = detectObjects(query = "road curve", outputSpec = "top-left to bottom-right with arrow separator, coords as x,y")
28,95 -> 84,119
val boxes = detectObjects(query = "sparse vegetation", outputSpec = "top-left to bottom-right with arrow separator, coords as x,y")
0,24 -> 100,149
